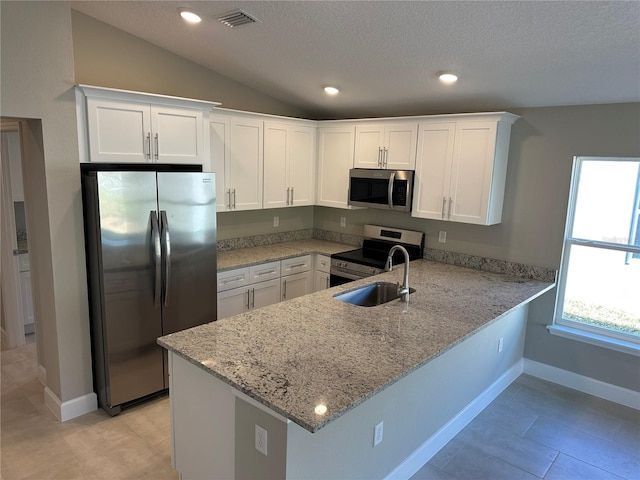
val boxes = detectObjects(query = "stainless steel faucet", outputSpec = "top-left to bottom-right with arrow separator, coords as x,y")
386,245 -> 410,303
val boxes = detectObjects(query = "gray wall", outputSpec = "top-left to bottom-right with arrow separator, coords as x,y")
71,10 -> 312,119
1,1 -> 93,404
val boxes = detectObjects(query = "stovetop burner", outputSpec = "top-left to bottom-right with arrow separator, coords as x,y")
331,225 -> 425,270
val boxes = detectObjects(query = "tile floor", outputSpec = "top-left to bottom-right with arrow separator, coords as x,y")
2,340 -> 638,479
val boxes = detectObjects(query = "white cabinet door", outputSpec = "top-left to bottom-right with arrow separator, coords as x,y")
449,122 -> 497,225
317,126 -> 355,209
228,118 -> 263,211
264,122 -> 315,209
19,270 -> 34,333
86,98 -> 206,166
314,271 -> 330,292
412,116 -> 513,225
217,287 -> 249,320
151,106 -> 204,166
412,122 -> 456,220
86,98 -> 150,163
288,125 -> 315,207
281,271 -> 312,301
384,123 -> 418,170
263,122 -> 289,209
210,116 -> 231,211
354,123 -> 417,169
354,125 -> 385,168
251,279 -> 281,310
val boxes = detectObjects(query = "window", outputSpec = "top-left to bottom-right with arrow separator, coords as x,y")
553,157 -> 640,353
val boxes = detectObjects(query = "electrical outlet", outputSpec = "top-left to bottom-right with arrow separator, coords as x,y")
255,424 -> 268,455
498,337 -> 504,353
273,216 -> 279,227
438,231 -> 447,243
374,421 -> 384,447
340,217 -> 346,228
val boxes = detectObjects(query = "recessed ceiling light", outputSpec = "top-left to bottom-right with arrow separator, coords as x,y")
438,73 -> 458,85
178,8 -> 202,24
323,86 -> 340,95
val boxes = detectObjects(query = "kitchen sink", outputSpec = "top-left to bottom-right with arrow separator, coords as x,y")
333,282 -> 416,307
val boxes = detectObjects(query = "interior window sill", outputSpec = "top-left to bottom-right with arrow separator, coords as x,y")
547,325 -> 640,357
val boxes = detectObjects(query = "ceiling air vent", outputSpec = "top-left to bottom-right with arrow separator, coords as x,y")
217,9 -> 260,28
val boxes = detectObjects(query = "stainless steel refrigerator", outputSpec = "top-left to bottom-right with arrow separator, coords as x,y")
81,163 -> 217,415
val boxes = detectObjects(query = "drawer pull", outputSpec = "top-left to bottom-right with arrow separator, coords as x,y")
256,269 -> 276,276
288,263 -> 307,269
221,275 -> 244,285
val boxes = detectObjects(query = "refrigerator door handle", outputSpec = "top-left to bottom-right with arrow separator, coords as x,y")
151,211 -> 162,308
160,211 -> 172,306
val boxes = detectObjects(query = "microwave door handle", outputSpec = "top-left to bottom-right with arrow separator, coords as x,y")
388,172 -> 396,209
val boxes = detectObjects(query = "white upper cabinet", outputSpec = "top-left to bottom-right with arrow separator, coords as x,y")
77,85 -> 218,169
264,122 -> 315,208
211,114 -> 264,211
354,122 -> 417,169
316,126 -> 355,209
412,113 -> 519,225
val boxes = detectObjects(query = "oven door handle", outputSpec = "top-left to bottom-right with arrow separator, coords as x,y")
388,172 -> 396,209
330,268 -> 368,281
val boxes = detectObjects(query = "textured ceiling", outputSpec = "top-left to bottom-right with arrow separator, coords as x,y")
71,1 -> 640,118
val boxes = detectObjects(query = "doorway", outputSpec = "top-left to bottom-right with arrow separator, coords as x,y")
1,121 -> 35,350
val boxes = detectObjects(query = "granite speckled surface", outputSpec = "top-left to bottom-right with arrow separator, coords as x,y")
159,260 -> 554,433
217,239 -> 355,271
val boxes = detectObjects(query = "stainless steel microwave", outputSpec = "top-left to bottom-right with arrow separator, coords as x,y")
348,168 -> 414,212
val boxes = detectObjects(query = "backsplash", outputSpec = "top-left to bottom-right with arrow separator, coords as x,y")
217,228 -> 556,283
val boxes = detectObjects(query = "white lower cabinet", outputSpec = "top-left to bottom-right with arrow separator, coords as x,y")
314,254 -> 331,292
281,255 -> 312,301
218,256 -> 318,318
217,261 -> 281,320
281,271 -> 312,301
18,254 -> 34,335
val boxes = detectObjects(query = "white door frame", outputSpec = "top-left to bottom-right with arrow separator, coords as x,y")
1,122 -> 26,348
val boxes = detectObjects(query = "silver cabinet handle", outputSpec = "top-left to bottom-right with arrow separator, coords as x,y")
388,171 -> 396,209
378,147 -> 383,167
232,188 -> 236,209
221,275 -> 244,285
286,187 -> 290,206
154,133 -> 159,160
448,197 -> 453,219
145,133 -> 151,160
151,211 -> 161,308
442,197 -> 446,219
246,289 -> 250,310
283,279 -> 287,299
326,276 -> 329,289
290,187 -> 294,205
227,189 -> 231,210
256,269 -> 276,276
250,288 -> 255,309
384,147 -> 389,168
288,263 -> 306,269
160,211 -> 171,306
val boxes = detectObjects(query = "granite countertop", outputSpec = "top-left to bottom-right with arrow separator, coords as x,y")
217,239 -> 355,271
159,259 -> 554,433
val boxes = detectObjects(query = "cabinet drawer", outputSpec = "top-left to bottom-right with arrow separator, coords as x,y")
249,261 -> 281,283
281,255 -> 311,275
217,267 -> 250,292
315,254 -> 330,273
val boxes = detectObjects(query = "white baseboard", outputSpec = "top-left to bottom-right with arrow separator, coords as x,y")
385,359 -> 524,480
44,387 -> 97,422
523,359 -> 640,410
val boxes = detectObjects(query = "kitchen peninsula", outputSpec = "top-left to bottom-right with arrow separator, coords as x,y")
159,259 -> 554,479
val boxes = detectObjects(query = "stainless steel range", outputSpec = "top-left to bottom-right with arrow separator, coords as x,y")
330,225 -> 425,287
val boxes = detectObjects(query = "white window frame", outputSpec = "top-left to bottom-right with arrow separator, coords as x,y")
550,156 -> 640,356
